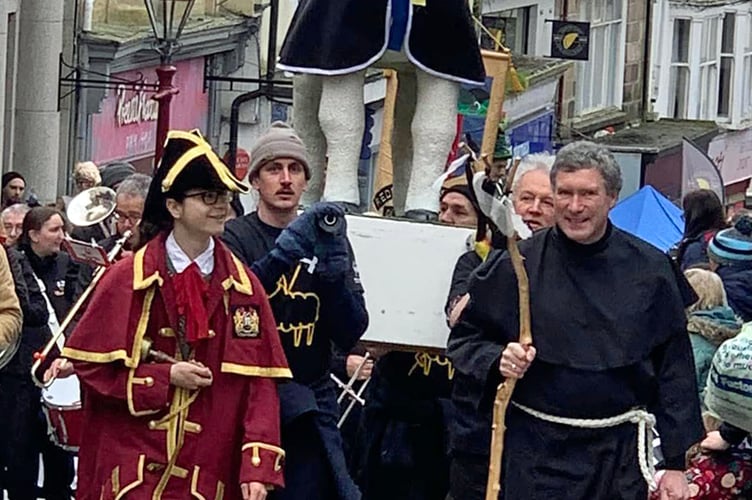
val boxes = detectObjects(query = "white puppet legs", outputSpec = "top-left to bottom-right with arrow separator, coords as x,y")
318,70 -> 366,208
404,69 -> 459,217
293,74 -> 327,206
293,67 -> 459,218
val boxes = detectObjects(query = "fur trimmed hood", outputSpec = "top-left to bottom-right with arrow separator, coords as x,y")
687,306 -> 742,346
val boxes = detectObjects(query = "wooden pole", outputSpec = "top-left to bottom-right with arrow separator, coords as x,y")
479,50 -> 510,161
485,236 -> 532,500
371,69 -> 398,214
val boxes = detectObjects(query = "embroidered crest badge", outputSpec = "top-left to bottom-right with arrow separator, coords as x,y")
233,307 -> 260,338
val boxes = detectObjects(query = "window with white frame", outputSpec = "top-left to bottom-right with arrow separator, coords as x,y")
743,13 -> 752,119
717,13 -> 735,118
663,7 -> 752,125
698,16 -> 719,119
669,19 -> 691,118
575,0 -> 626,114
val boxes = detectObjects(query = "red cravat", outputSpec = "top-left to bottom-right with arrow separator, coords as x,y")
172,262 -> 210,344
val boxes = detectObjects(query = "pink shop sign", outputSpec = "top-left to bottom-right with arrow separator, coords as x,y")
91,57 -> 208,165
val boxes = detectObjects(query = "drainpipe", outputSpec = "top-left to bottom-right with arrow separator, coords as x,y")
227,0 -> 279,173
641,0 -> 654,119
227,88 -> 264,174
555,0 -> 569,142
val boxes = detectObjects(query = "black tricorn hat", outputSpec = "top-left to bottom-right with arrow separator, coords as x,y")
139,130 -> 249,245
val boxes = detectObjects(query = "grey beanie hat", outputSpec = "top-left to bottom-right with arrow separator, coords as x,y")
249,121 -> 310,180
100,161 -> 136,188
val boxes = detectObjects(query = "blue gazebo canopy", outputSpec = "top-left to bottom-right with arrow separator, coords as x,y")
610,185 -> 684,252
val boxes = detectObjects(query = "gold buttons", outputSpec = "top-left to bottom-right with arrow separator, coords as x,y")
251,456 -> 261,467
208,330 -> 216,338
144,377 -> 154,387
148,421 -> 157,430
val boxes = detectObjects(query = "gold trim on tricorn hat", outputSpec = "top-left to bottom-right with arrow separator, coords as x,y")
138,129 -> 250,246
159,129 -> 249,194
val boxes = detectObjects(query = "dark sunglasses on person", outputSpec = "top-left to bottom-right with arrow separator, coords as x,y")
184,190 -> 233,205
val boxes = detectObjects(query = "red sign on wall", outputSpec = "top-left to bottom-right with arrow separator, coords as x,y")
91,57 -> 209,165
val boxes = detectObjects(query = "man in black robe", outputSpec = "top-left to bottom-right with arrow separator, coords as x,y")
222,122 -> 368,500
448,141 -> 703,499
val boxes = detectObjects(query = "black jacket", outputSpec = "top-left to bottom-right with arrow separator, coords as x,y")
445,250 -> 491,456
3,246 -> 72,378
223,212 -> 368,384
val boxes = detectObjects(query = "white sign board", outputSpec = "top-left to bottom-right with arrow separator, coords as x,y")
346,215 -> 475,351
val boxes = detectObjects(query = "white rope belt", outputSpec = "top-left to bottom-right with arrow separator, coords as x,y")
512,402 -> 658,491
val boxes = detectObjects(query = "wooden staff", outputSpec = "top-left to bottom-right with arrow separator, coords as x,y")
485,161 -> 532,500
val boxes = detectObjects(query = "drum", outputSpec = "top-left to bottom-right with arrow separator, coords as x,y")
41,375 -> 83,452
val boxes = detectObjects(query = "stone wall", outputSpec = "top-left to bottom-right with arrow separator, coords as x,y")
622,0 -> 646,124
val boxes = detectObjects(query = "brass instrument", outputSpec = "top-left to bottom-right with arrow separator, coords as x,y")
31,187 -> 131,388
67,186 -> 118,239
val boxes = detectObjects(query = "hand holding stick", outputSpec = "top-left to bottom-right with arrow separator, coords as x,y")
139,339 -> 212,390
485,235 -> 532,500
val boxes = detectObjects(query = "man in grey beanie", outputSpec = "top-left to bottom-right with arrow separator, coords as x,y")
248,121 -> 311,181
222,122 -> 368,500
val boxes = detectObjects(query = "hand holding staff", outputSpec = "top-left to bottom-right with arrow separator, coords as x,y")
485,235 -> 532,500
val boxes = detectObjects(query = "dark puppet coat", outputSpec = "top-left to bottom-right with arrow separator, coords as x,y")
278,0 -> 486,86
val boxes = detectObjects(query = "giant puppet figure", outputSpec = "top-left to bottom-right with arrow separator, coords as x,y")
278,0 -> 485,218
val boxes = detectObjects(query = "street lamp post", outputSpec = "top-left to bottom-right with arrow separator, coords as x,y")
143,0 -> 196,168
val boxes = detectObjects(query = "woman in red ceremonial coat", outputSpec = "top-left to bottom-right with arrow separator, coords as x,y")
63,130 -> 291,500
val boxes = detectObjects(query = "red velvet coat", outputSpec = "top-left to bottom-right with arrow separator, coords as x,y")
63,233 -> 291,500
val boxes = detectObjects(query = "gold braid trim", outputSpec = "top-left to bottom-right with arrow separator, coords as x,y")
242,442 -> 286,472
408,352 -> 455,380
220,363 -> 292,379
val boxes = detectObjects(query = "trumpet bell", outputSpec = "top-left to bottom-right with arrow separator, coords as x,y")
67,187 -> 117,227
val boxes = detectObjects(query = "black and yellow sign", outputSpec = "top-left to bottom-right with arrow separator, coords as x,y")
550,21 -> 590,61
